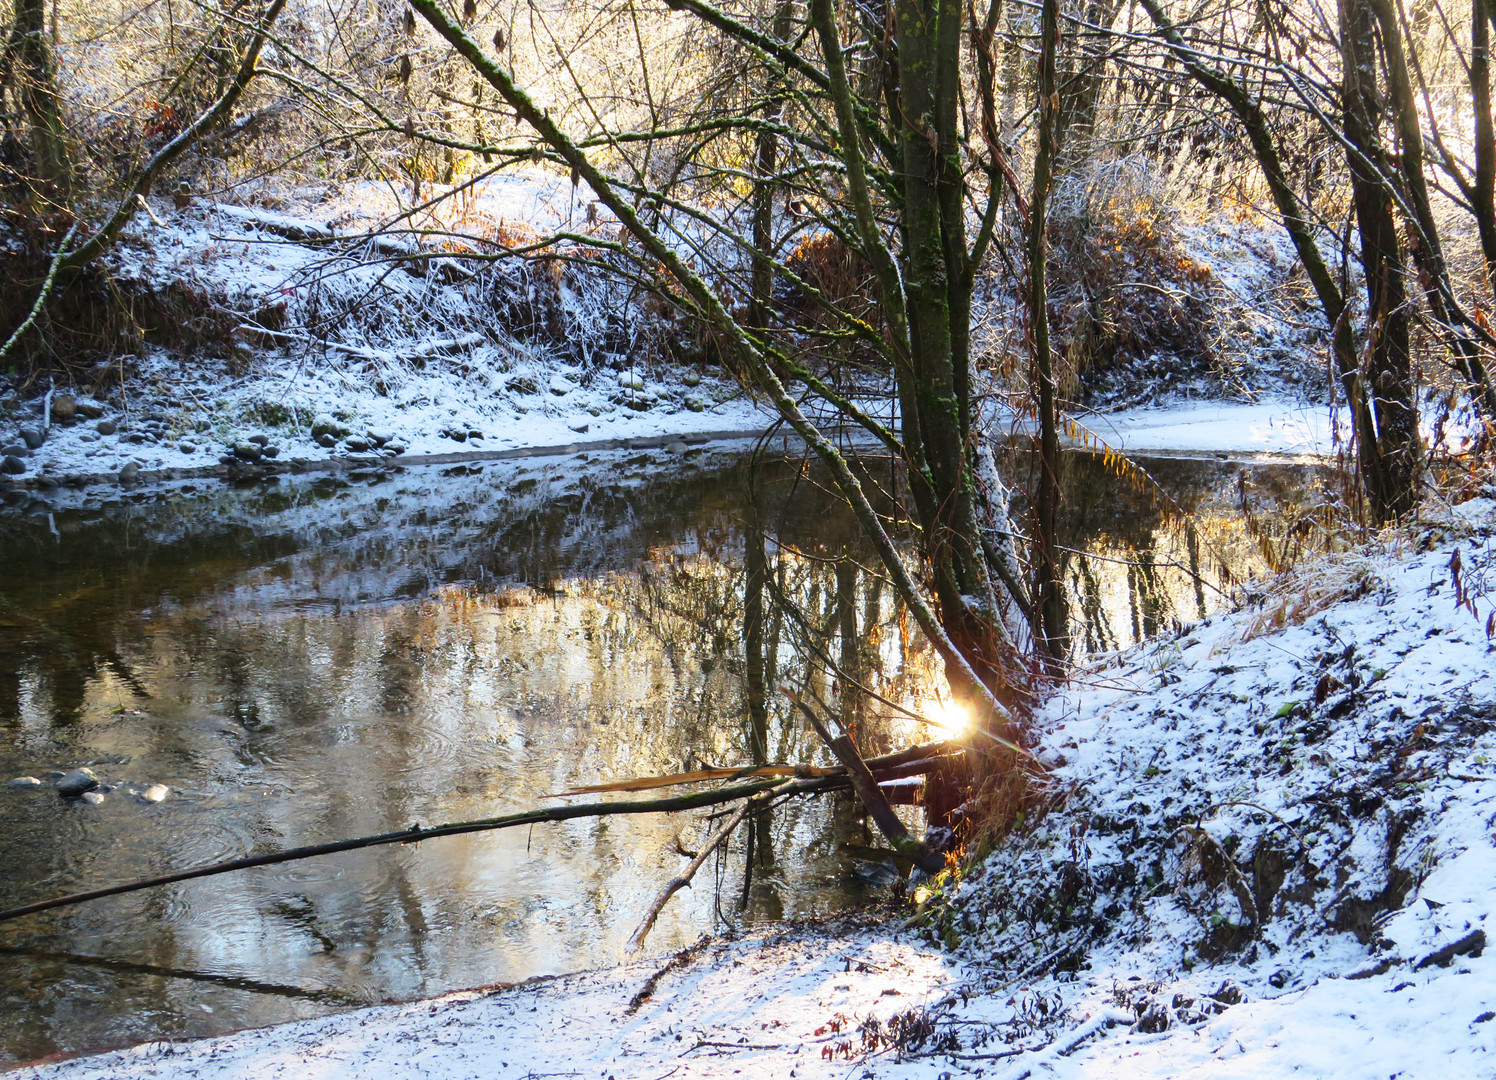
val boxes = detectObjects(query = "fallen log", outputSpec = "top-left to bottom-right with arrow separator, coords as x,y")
0,745 -> 960,926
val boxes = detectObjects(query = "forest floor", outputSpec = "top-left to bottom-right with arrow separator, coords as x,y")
14,496 -> 1495,1079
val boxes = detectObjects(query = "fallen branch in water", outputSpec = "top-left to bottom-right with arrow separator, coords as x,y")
0,744 -> 959,926
628,792 -> 763,954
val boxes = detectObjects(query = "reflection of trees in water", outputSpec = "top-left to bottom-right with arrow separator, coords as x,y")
1058,454 -> 1331,654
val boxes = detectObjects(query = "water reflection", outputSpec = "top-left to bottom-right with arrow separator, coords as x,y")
0,444 -> 1327,1066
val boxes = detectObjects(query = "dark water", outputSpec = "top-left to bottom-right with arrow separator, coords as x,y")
0,442 -> 1328,1067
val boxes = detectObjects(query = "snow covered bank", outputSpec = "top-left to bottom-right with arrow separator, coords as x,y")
0,185 -> 773,490
1076,399 -> 1339,459
18,499 -> 1495,1079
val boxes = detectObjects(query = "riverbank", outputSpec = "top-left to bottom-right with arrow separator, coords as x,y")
15,495 -> 1494,1079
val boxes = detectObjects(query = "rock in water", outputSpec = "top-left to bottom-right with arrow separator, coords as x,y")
56,767 -> 100,797
8,775 -> 42,788
80,790 -> 106,805
139,783 -> 169,803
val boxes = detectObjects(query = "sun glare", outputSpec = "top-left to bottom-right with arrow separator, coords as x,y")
922,697 -> 970,736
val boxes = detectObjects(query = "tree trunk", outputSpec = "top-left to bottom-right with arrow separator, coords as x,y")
1030,0 -> 1068,665
748,0 -> 793,333
6,0 -> 71,201
1136,0 -> 1407,523
1371,0 -> 1496,418
1340,0 -> 1420,520
1474,0 -> 1496,287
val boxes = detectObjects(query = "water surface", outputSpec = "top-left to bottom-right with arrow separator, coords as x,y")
0,441 -> 1328,1066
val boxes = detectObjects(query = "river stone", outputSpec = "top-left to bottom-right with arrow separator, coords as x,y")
56,767 -> 100,797
20,427 -> 44,449
50,394 -> 76,422
261,445 -> 280,459
8,776 -> 42,788
617,371 -> 645,390
96,419 -> 117,435
315,432 -> 337,448
139,783 -> 169,803
2,456 -> 26,475
247,433 -> 270,446
75,399 -> 105,419
118,462 -> 140,484
232,442 -> 262,461
311,414 -> 346,438
80,790 -> 106,805
344,435 -> 370,452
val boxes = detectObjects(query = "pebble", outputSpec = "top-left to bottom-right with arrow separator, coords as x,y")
20,427 -> 44,449
178,440 -> 196,453
80,790 -> 106,805
139,783 -> 169,803
232,441 -> 262,461
8,776 -> 42,788
118,462 -> 140,483
2,455 -> 26,474
96,419 -> 117,435
56,767 -> 100,797
50,394 -> 76,422
247,433 -> 270,446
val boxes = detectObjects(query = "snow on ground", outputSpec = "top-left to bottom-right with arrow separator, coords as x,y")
0,182 -> 774,487
1076,399 -> 1341,458
18,499 -> 1496,1079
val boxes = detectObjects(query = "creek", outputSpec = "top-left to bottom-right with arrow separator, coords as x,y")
0,439 -> 1329,1066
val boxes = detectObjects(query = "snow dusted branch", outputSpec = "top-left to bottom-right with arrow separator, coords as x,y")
58,0 -> 289,273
